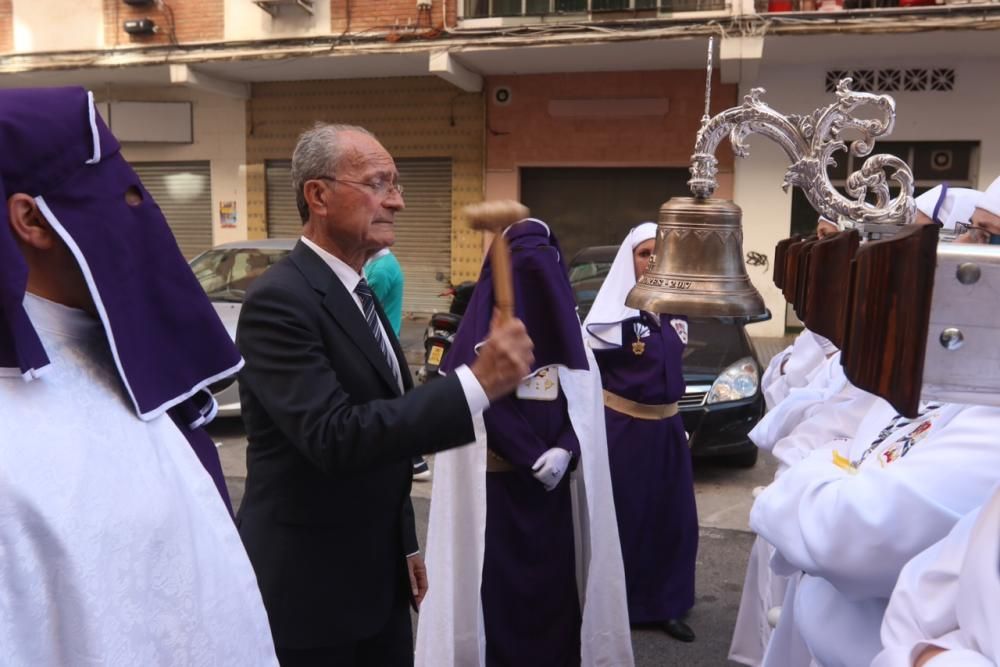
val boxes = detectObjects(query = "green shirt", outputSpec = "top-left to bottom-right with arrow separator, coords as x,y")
365,250 -> 404,336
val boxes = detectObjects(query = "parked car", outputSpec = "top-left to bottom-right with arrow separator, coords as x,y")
189,239 -> 296,417
570,245 -> 768,467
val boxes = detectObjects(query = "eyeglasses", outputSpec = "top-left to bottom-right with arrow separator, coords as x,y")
316,175 -> 404,198
954,221 -> 1000,245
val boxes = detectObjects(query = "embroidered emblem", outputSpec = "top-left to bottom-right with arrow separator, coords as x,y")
515,366 -> 559,401
880,446 -> 902,466
857,403 -> 941,469
880,418 -> 935,466
669,318 -> 689,345
632,322 -> 650,356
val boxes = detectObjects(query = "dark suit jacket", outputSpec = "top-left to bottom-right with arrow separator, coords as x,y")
235,241 -> 475,649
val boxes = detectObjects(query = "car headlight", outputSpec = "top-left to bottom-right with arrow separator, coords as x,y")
706,357 -> 760,404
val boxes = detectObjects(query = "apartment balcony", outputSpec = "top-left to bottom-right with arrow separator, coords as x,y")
461,0 -> 731,24
460,0 -> 1000,24
754,0 -> 998,13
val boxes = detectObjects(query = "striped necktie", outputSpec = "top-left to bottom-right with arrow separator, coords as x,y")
354,278 -> 397,376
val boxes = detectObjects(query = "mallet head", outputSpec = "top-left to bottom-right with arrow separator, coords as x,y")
463,200 -> 530,233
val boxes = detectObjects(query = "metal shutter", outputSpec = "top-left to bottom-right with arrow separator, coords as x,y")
133,162 -> 213,259
264,157 -> 453,314
265,161 -> 303,238
394,158 -> 452,314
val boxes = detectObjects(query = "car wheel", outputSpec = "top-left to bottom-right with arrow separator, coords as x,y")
721,447 -> 759,468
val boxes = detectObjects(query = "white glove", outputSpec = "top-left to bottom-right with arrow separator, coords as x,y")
531,448 -> 572,491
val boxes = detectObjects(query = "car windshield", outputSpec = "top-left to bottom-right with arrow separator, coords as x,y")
569,259 -> 613,318
680,317 -> 747,376
190,248 -> 289,302
569,251 -> 749,376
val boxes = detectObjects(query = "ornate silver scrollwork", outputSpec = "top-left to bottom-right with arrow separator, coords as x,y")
688,78 -> 915,227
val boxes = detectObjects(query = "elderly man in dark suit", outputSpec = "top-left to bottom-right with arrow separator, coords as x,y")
236,123 -> 534,667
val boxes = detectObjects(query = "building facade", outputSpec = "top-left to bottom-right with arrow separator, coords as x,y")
2,0 -> 999,326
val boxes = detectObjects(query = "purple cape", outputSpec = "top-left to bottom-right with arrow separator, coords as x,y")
443,219 -> 588,374
0,87 -> 240,506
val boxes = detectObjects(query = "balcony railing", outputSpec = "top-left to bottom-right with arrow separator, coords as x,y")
464,0 -> 728,18
754,0 -> 998,12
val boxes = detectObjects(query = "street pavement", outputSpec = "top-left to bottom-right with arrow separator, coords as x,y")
210,317 -> 792,665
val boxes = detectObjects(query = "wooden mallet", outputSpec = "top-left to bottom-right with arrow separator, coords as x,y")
463,200 -> 530,323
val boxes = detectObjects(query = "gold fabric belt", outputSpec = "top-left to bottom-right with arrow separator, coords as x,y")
603,390 -> 679,421
486,449 -> 515,473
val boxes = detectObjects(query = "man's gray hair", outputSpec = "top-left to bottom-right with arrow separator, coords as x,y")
291,123 -> 375,223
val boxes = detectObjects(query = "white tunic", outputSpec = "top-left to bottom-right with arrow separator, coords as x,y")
0,295 -> 277,666
751,400 -> 1000,667
875,485 -> 1000,667
760,330 -> 832,411
749,351 -> 849,457
730,378 -> 881,666
769,381 -> 883,474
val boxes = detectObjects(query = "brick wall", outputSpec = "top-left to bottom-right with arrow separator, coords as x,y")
104,0 -> 223,47
331,0 -> 455,36
0,0 -> 12,53
100,0 -> 456,48
486,70 -> 737,173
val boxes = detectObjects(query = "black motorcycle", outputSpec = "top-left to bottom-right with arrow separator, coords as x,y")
416,281 -> 476,384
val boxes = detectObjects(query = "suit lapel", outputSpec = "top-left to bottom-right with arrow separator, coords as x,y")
290,242 -> 402,396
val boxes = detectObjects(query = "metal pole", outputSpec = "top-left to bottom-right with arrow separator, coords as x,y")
702,35 -> 714,126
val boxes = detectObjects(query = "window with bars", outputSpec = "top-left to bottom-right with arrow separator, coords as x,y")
825,69 -> 955,93
464,0 -> 724,17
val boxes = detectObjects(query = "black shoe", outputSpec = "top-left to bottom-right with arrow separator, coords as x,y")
662,619 -> 695,642
412,457 -> 431,481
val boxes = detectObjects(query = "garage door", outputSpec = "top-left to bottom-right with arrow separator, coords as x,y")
520,167 -> 691,264
393,158 -> 452,314
265,158 -> 453,314
265,161 -> 302,239
133,162 -> 213,259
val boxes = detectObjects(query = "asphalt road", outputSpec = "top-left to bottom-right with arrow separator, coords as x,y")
210,416 -> 775,666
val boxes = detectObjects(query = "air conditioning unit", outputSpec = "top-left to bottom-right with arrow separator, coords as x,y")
253,0 -> 315,16
123,18 -> 157,35
417,0 -> 433,7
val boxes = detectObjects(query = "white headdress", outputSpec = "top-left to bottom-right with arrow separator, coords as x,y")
582,222 -> 657,349
915,185 -> 982,231
975,175 -> 1000,218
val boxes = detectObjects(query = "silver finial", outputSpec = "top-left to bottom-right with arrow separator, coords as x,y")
686,78 -> 915,226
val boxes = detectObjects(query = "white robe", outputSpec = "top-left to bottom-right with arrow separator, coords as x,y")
0,295 -> 277,666
751,401 -> 1000,667
729,377 -> 880,667
874,485 -> 1000,667
414,348 -> 634,667
749,352 -> 850,463
760,330 -> 832,411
